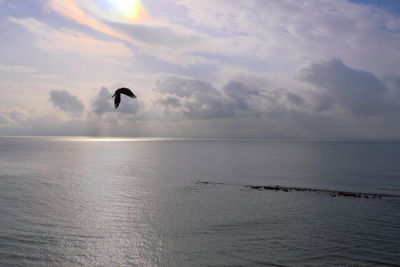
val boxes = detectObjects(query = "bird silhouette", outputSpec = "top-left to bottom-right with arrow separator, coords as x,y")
112,87 -> 136,109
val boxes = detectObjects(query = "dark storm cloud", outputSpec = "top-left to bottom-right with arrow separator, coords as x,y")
49,90 -> 84,114
92,87 -> 140,115
299,59 -> 399,116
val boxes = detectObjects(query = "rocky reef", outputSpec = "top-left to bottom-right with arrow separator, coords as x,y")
195,181 -> 400,200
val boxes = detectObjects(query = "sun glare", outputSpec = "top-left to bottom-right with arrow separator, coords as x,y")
107,0 -> 148,21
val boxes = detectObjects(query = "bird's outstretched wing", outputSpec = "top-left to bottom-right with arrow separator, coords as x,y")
113,87 -> 136,109
118,87 -> 136,98
114,93 -> 121,109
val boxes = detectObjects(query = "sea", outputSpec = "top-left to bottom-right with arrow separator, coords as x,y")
0,137 -> 399,266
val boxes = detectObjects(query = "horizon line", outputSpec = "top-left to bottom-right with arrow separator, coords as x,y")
1,135 -> 400,142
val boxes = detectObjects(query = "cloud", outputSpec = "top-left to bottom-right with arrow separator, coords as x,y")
153,74 -> 334,123
42,0 -> 400,71
286,92 -> 305,106
106,21 -> 208,49
8,17 -> 133,64
92,87 -> 140,115
3,0 -> 400,139
223,81 -> 260,110
45,0 -> 126,40
0,115 -> 7,125
44,0 -> 225,66
0,64 -> 37,73
158,95 -> 181,108
155,76 -> 270,119
177,0 -> 400,75
92,87 -> 114,115
0,108 -> 29,129
299,59 -> 399,116
384,76 -> 400,102
45,0 -> 202,52
49,90 -> 84,114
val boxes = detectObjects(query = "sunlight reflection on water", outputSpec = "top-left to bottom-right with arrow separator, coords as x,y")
57,137 -> 177,142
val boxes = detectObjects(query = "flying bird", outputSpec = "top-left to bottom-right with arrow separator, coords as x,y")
112,87 -> 137,109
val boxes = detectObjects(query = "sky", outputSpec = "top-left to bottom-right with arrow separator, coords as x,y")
1,0 -> 400,139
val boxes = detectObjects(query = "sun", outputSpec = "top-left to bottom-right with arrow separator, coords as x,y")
106,0 -> 148,21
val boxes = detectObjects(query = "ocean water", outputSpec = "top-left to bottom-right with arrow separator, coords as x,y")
0,137 -> 399,266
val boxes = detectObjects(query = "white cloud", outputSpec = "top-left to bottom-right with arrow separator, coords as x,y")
42,0 -> 400,71
44,0 -> 220,66
8,17 -> 134,64
177,0 -> 400,75
0,64 -> 37,73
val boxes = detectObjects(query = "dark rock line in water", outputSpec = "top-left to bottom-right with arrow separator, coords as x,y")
195,181 -> 400,200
